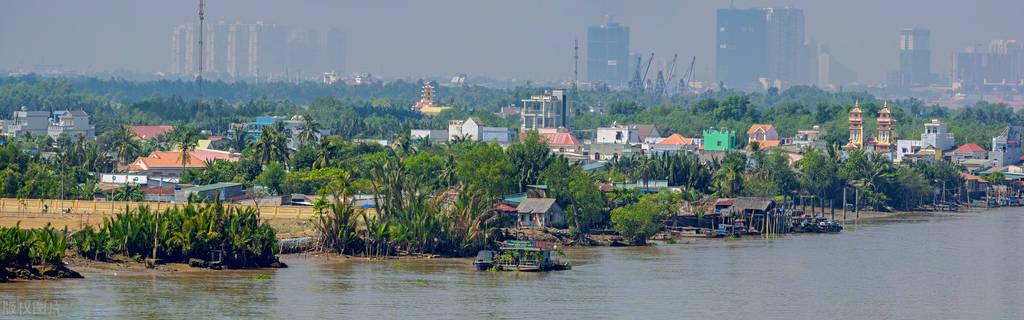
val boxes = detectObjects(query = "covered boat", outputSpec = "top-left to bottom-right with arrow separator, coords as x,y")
476,240 -> 570,272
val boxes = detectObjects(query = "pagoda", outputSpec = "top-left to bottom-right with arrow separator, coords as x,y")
413,83 -> 436,110
411,83 -> 451,116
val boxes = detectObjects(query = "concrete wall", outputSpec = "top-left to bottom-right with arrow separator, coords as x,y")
0,198 -> 317,219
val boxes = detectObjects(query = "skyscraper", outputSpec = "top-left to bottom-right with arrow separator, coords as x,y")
587,19 -> 630,85
324,28 -> 347,75
898,28 -> 932,87
172,22 -> 344,81
211,21 -> 231,76
716,7 -> 809,90
171,25 -> 189,75
953,40 -> 1023,92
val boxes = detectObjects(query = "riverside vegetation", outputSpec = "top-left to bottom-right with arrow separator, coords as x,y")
73,203 -> 283,269
1,202 -> 282,282
0,223 -> 80,281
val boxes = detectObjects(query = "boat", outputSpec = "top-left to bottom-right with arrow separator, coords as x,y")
715,224 -> 744,237
675,226 -> 721,238
473,250 -> 495,271
476,240 -> 570,272
790,215 -> 843,233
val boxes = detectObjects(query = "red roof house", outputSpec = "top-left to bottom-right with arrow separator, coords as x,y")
128,125 -> 175,141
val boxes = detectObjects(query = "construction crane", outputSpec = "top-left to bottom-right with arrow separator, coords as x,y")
678,56 -> 696,94
629,55 -> 643,91
663,53 -> 679,94
659,54 -> 679,96
640,52 -> 654,92
654,70 -> 666,96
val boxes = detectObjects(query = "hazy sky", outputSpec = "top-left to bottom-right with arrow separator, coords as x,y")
1,0 -> 1022,83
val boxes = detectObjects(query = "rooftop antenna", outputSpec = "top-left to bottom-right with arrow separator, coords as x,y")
197,0 -> 205,121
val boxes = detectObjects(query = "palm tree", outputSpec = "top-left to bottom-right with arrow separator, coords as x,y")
112,125 -> 142,167
113,185 -> 144,202
227,127 -> 250,153
312,138 -> 333,169
254,126 -> 289,166
298,116 -> 321,146
171,126 -> 201,179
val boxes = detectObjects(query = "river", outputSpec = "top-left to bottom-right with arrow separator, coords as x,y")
2,208 -> 1022,319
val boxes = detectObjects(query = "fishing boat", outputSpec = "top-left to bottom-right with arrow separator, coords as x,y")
475,240 -> 570,272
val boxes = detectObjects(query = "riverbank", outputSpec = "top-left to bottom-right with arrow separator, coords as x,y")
1,263 -> 82,282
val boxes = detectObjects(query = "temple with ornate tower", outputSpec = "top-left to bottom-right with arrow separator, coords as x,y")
875,102 -> 897,154
412,83 -> 451,116
844,101 -> 864,150
843,101 -> 898,155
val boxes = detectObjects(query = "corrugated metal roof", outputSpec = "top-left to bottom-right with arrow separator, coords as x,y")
516,198 -> 559,214
184,182 -> 243,192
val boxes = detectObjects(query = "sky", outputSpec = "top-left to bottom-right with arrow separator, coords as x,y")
0,0 -> 1022,83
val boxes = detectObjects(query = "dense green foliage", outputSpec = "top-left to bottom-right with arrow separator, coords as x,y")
611,193 -> 681,245
73,203 -> 279,268
0,223 -> 68,269
2,76 -> 1019,149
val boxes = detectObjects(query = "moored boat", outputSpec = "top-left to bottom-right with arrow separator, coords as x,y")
476,240 -> 570,272
474,250 -> 495,271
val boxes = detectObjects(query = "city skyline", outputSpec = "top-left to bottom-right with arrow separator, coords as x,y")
1,0 -> 1023,84
171,21 -> 345,80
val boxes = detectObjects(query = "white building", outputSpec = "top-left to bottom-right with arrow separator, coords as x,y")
411,129 -> 447,143
921,119 -> 955,151
895,139 -> 923,162
448,117 -> 514,143
449,118 -> 482,141
48,110 -> 95,139
521,89 -> 570,131
414,117 -> 515,144
595,123 -> 641,144
792,125 -> 827,149
1,107 -> 49,137
1,108 -> 95,139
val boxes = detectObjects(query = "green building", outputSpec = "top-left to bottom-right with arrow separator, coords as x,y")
702,128 -> 736,151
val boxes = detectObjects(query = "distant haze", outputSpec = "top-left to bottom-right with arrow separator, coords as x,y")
1,0 -> 1021,83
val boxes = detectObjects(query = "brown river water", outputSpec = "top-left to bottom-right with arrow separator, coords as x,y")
2,208 -> 1022,319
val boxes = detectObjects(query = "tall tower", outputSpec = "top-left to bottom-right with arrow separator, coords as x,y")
844,101 -> 864,150
899,28 -> 931,86
587,17 -> 630,85
196,0 -> 206,121
875,102 -> 897,153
